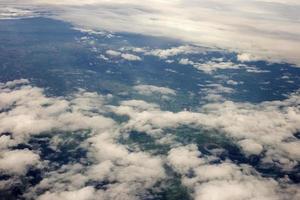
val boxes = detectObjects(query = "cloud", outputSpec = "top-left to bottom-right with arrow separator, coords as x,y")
193,178 -> 280,200
0,84 -> 114,144
167,145 -> 299,200
1,79 -> 300,199
0,149 -> 40,175
121,53 -> 141,61
111,86 -> 300,169
178,58 -> 243,73
133,84 -> 176,96
4,0 -> 300,65
0,7 -> 36,19
31,132 -> 166,200
201,83 -> 234,102
226,80 -> 240,85
106,50 -> 121,57
237,53 -> 260,63
167,144 -> 204,174
0,80 -> 167,199
37,186 -> 96,200
145,45 -> 203,59
238,139 -> 264,156
106,50 -> 141,61
1,79 -> 30,87
244,66 -> 270,73
119,100 -> 160,111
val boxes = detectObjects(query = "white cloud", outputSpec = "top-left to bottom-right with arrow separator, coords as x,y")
167,145 -> 298,200
201,83 -> 234,102
76,132 -> 166,200
121,53 -> 141,61
238,139 -> 264,156
146,45 -> 203,59
193,61 -> 243,74
133,84 -> 176,96
179,58 -> 194,65
1,79 -> 300,199
106,50 -> 141,61
0,80 -> 166,199
0,81 -> 114,143
237,53 -> 260,63
111,89 -> 300,169
167,144 -> 203,174
0,149 -> 40,175
0,7 -> 36,19
106,50 -> 121,57
37,186 -> 96,200
179,59 -> 243,73
226,80 -> 239,85
2,79 -> 30,87
193,178 -> 279,200
120,100 -> 159,111
245,66 -> 270,73
5,0 -> 300,65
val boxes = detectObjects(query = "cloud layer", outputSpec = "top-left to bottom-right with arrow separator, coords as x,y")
0,79 -> 299,199
3,0 -> 300,65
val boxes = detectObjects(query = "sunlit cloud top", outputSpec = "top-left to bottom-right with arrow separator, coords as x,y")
2,0 -> 300,65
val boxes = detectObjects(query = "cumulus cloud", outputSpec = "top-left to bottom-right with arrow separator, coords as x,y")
237,53 -> 261,63
133,84 -> 176,96
167,145 -> 299,200
0,149 -> 40,175
167,144 -> 204,174
121,53 -> 141,61
37,186 -> 96,200
179,59 -> 243,73
145,45 -> 204,59
111,87 -> 300,170
1,79 -> 300,199
226,80 -> 240,85
106,50 -> 121,57
238,139 -> 264,156
201,83 -> 234,102
0,83 -> 114,143
106,50 -> 141,61
30,132 -> 166,200
0,80 -> 168,199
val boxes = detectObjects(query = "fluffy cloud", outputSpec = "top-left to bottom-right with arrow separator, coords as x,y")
121,53 -> 141,61
145,45 -> 203,59
106,50 -> 121,57
1,79 -> 300,199
106,50 -> 141,61
237,53 -> 260,63
0,80 -> 167,199
133,84 -> 176,96
167,144 -> 204,174
111,88 -> 300,169
238,139 -> 264,156
167,145 -> 299,200
0,84 -> 115,144
193,178 -> 280,200
37,186 -> 96,200
179,59 -> 243,73
0,149 -> 40,175
201,83 -> 235,99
